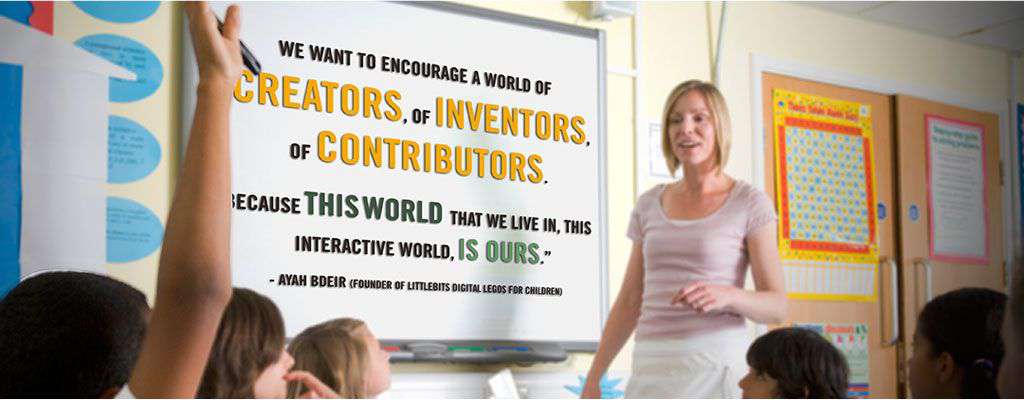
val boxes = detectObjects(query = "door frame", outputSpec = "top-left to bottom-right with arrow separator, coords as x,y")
748,53 -> 1015,288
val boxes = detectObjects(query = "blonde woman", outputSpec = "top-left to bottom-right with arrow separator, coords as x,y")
582,80 -> 787,398
287,318 -> 391,398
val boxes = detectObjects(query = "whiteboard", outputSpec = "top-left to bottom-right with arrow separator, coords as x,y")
182,1 -> 607,350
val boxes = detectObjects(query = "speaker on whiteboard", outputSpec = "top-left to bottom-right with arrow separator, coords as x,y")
589,1 -> 636,20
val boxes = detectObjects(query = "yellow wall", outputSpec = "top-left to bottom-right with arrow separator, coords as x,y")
50,0 -> 1018,378
53,2 -> 180,297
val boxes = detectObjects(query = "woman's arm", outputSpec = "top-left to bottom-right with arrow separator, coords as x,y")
126,2 -> 242,397
673,223 -> 787,324
581,242 -> 645,398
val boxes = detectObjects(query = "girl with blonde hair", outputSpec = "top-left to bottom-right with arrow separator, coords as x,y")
288,318 -> 391,398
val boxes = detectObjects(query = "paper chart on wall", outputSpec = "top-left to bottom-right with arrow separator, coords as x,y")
772,89 -> 878,302
925,114 -> 988,264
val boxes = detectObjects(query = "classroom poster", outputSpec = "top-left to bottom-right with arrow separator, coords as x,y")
0,5 -> 148,294
54,1 -> 175,295
772,89 -> 878,302
925,114 -> 988,264
795,322 -> 870,399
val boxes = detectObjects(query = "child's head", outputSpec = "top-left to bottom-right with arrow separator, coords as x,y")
0,271 -> 150,397
740,327 -> 849,399
1000,260 -> 1024,398
198,288 -> 293,398
910,287 -> 1005,398
287,318 -> 391,398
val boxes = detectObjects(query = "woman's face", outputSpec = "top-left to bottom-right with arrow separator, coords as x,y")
253,347 -> 294,399
668,90 -> 717,170
359,327 -> 392,398
738,367 -> 779,399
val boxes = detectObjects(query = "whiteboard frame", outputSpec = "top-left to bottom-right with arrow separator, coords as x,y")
180,1 -> 609,353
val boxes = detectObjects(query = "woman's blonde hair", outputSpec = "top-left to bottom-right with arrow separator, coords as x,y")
661,80 -> 732,175
287,318 -> 369,398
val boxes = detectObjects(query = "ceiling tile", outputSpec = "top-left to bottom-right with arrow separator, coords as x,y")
805,1 -> 889,15
960,19 -> 1024,52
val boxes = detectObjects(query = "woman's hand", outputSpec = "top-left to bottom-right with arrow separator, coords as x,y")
671,281 -> 740,313
184,1 -> 243,89
285,371 -> 340,399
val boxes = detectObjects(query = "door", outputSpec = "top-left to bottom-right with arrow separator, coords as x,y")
894,95 -> 1004,395
762,72 -> 900,398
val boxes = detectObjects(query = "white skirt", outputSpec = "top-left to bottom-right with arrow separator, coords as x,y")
624,327 -> 751,399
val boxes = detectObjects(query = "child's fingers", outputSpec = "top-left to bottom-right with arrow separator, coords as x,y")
285,371 -> 339,398
222,4 -> 241,42
185,2 -> 222,50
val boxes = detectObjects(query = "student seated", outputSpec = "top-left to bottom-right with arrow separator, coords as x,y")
909,287 -> 1005,398
739,327 -> 849,399
1000,260 -> 1024,398
0,271 -> 149,397
287,318 -> 392,398
197,288 -> 338,398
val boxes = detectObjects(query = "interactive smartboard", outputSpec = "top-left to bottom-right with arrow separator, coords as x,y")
182,1 -> 607,350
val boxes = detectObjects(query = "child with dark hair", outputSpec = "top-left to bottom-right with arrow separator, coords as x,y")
1000,260 -> 1024,398
739,327 -> 849,399
197,288 -> 338,399
0,271 -> 149,397
909,287 -> 1005,398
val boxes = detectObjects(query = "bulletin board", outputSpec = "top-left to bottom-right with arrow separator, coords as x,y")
772,89 -> 879,302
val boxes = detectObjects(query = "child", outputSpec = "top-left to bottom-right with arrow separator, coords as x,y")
119,2 -> 242,396
999,260 -> 1024,398
287,318 -> 392,398
0,271 -> 149,397
739,327 -> 849,398
197,288 -> 338,398
909,287 -> 1005,398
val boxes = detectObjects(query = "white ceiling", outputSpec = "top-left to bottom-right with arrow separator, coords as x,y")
806,2 -> 1024,53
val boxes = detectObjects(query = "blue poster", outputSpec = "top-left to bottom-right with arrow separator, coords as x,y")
75,1 -> 159,24
74,34 -> 163,103
0,63 -> 22,298
108,115 -> 161,183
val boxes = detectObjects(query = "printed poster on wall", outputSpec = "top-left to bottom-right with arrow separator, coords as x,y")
772,89 -> 879,302
795,322 -> 870,398
925,114 -> 988,264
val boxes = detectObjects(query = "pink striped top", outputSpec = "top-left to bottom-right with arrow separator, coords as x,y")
627,180 -> 776,340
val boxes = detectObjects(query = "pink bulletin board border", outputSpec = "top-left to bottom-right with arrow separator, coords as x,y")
924,113 -> 990,265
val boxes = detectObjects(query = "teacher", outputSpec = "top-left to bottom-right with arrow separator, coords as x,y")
582,80 -> 787,399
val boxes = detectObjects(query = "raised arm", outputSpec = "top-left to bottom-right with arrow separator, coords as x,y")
581,242 -> 645,398
126,2 -> 242,397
